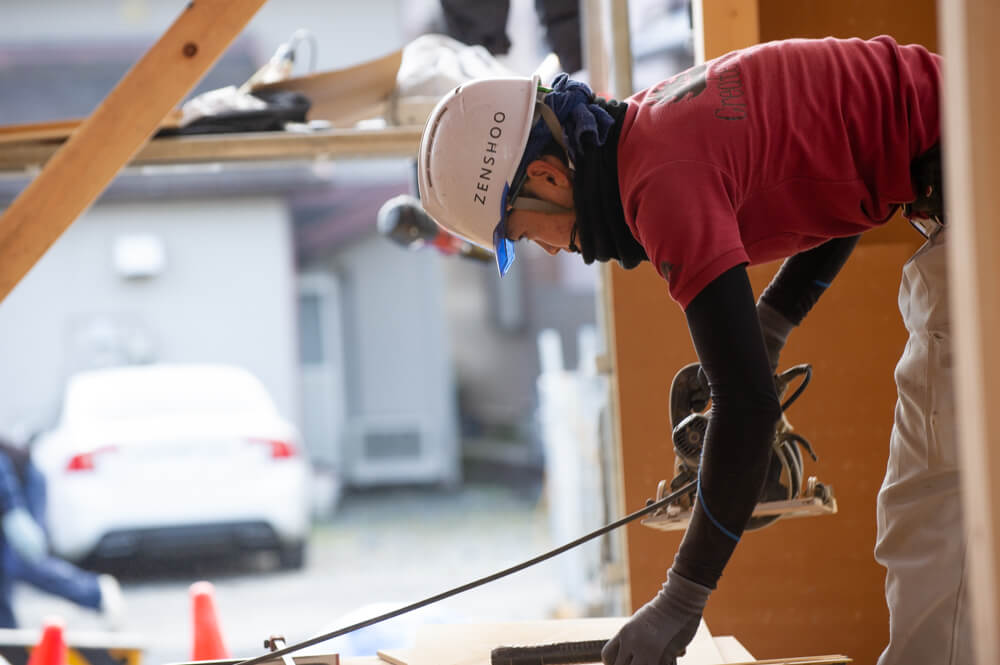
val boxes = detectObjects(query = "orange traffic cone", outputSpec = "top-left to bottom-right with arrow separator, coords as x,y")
27,617 -> 67,665
190,581 -> 229,660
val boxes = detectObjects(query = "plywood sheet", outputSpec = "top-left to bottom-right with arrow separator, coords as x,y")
0,126 -> 423,173
720,659 -> 848,665
609,240 -> 916,663
408,618 -> 627,650
713,637 -> 755,662
0,110 -> 182,146
377,618 -> 723,665
253,50 -> 402,127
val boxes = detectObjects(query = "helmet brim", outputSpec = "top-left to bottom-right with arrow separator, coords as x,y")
491,74 -> 540,276
493,183 -> 516,276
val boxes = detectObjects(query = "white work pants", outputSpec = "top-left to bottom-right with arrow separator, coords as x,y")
875,230 -> 972,665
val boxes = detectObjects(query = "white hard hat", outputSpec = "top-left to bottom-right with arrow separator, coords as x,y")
418,75 -> 541,276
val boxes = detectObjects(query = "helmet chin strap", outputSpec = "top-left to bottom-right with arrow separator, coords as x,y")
509,197 -> 573,215
510,94 -> 576,217
500,88 -> 576,214
534,97 -> 576,172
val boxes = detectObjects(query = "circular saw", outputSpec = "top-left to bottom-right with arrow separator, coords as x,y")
644,363 -> 837,533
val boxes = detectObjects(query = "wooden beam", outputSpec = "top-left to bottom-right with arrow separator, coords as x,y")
938,0 -> 1000,662
0,110 -> 183,146
607,0 -> 634,98
693,0 -> 760,62
581,0 -> 610,97
583,0 -> 634,616
0,0 -> 269,302
611,4 -> 937,662
0,127 -> 424,172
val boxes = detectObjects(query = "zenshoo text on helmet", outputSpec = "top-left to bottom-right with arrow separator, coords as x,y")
416,75 -> 539,270
474,111 -> 506,205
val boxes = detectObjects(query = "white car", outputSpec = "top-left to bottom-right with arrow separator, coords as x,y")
33,363 -> 311,569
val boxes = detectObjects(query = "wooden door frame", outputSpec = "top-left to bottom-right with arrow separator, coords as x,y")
938,0 -> 1000,662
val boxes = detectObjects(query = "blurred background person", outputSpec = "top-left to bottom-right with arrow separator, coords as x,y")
438,0 -> 582,73
0,436 -> 123,629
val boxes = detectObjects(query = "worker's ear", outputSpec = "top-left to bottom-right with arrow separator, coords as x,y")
525,156 -> 572,192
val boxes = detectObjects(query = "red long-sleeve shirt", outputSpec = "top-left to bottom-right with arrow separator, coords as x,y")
618,35 -> 941,309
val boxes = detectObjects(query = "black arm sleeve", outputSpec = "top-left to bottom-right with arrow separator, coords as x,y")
758,235 -> 860,324
671,265 -> 782,588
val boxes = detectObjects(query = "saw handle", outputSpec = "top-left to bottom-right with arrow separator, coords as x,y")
490,640 -> 609,665
775,363 -> 812,411
668,363 -> 710,428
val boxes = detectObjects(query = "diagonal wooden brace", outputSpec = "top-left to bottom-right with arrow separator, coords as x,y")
0,0 -> 269,302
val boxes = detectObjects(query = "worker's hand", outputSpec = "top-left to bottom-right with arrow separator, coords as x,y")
2,507 -> 47,564
602,569 -> 711,665
757,301 -> 795,374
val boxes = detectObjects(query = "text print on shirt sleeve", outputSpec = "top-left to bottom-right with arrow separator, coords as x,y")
647,63 -> 709,105
646,59 -> 747,121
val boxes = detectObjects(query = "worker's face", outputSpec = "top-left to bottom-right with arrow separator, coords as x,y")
504,157 -> 577,256
505,207 -> 576,255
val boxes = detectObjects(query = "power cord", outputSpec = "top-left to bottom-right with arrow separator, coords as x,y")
234,479 -> 698,665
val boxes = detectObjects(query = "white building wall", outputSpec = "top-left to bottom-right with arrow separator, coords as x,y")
0,197 -> 298,435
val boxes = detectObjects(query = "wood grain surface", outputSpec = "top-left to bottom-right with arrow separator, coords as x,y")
378,618 -> 723,665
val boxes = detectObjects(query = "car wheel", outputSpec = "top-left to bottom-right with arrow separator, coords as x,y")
278,541 -> 306,570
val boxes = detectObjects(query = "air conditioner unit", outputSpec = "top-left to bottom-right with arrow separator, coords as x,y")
345,415 -> 458,487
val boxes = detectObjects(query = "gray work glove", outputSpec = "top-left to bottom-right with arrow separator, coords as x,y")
602,569 -> 712,665
2,506 -> 47,564
756,301 -> 796,374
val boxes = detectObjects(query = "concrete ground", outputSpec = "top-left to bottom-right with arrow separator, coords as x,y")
11,479 -> 567,665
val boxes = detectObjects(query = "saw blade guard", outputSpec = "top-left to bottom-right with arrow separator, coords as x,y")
667,362 -> 818,531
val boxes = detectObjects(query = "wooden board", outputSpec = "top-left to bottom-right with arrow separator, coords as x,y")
607,3 -> 936,662
375,618 -> 848,665
713,636 -> 755,662
376,618 -> 724,665
253,50 -> 402,127
404,618 -> 627,651
0,49 -> 400,147
0,110 -> 182,145
0,119 -> 94,145
938,0 -> 1000,663
0,126 -> 423,172
721,659 -> 848,665
162,656 -> 339,665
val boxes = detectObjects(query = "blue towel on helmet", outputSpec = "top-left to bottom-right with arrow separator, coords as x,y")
518,74 -> 615,177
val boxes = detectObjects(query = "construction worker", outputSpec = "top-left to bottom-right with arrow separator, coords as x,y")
437,0 -> 583,73
417,36 -> 950,665
0,437 -> 123,628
